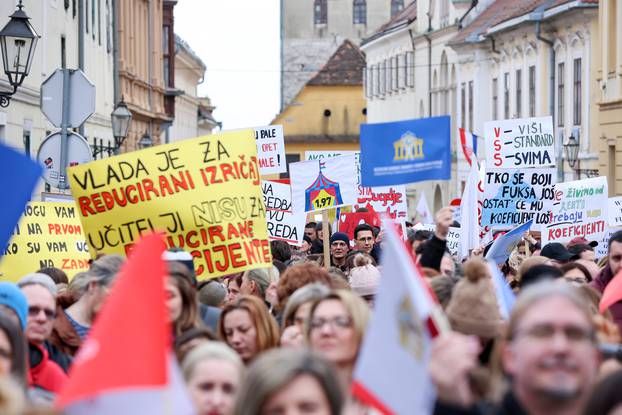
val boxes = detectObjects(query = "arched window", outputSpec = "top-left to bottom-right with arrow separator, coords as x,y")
391,0 -> 404,17
353,0 -> 367,24
314,0 -> 327,25
440,51 -> 449,115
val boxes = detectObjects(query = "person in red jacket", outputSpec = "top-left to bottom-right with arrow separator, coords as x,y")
591,230 -> 622,333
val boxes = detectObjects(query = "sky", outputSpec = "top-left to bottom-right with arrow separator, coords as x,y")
174,0 -> 281,130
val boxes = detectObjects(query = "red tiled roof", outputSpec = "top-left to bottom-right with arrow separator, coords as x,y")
363,2 -> 417,45
451,0 -> 598,44
307,39 -> 366,86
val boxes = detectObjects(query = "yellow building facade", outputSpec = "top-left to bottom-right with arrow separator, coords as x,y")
272,40 -> 366,175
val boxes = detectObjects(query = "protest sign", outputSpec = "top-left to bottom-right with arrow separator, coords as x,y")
608,197 -> 622,227
596,228 -> 618,259
262,181 -> 305,246
542,177 -> 608,246
360,116 -> 451,187
484,116 -> 555,169
0,202 -> 90,281
482,168 -> 556,227
290,155 -> 357,213
68,130 -> 272,279
255,125 -> 286,175
485,220 -> 533,265
339,212 -> 382,241
420,224 -> 461,258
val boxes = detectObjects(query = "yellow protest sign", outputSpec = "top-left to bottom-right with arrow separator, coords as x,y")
0,202 -> 90,281
67,130 -> 271,279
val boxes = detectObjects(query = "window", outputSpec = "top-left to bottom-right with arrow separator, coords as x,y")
557,63 -> 565,127
529,66 -> 536,117
573,58 -> 582,125
365,67 -> 371,98
492,78 -> 498,120
504,73 -> 510,119
65,0 -> 70,11
281,154 -> 301,179
380,60 -> 387,96
61,36 -> 66,69
461,83 -> 466,128
374,64 -> 380,96
405,52 -> 414,88
106,0 -> 112,53
397,53 -> 406,89
314,0 -> 327,25
163,26 -> 170,87
86,0 -> 89,33
387,59 -> 393,93
391,56 -> 398,91
92,0 -> 96,39
516,69 -> 522,118
98,0 -> 102,45
73,0 -> 77,18
608,0 -> 617,74
468,81 -> 473,130
353,0 -> 367,24
391,0 -> 404,17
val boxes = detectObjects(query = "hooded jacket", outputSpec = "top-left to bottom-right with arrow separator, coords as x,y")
591,264 -> 622,333
28,342 -> 67,395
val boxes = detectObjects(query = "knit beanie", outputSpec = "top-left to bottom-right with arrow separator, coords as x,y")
349,265 -> 381,297
0,282 -> 28,330
446,259 -> 502,339
330,232 -> 350,246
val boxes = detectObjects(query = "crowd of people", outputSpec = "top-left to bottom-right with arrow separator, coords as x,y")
0,206 -> 620,414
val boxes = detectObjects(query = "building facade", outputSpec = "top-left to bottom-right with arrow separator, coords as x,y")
280,0 -> 414,108
597,0 -> 622,195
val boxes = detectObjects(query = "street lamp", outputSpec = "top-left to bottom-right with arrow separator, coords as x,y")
138,132 -> 152,149
564,134 -> 579,169
0,1 -> 39,108
110,99 -> 132,150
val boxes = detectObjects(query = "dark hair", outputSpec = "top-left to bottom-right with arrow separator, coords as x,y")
303,235 -> 312,245
0,311 -> 27,386
173,326 -> 217,361
270,240 -> 292,263
519,264 -> 563,289
37,267 -> 68,285
354,224 -> 374,240
167,262 -> 201,336
272,259 -> 286,275
315,222 -> 332,234
305,222 -> 317,230
560,262 -> 593,283
583,370 -> 622,415
608,230 -> 622,252
568,244 -> 594,257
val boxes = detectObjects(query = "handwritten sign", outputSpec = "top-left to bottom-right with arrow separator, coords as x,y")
0,203 -> 90,281
306,151 -> 360,183
68,130 -> 272,280
290,155 -> 357,213
482,168 -> 556,227
255,125 -> 286,175
485,116 -> 555,169
608,197 -> 622,227
262,181 -> 305,246
542,176 -> 608,246
420,224 -> 461,258
596,228 -> 619,259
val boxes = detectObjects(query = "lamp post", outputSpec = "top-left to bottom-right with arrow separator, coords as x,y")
138,132 -> 152,149
110,99 -> 132,153
564,134 -> 579,170
0,1 -> 39,108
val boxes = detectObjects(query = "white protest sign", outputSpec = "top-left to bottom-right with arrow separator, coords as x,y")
542,176 -> 608,246
485,116 -> 555,169
255,125 -> 286,175
262,181 -> 306,246
608,197 -> 622,227
306,150 -> 360,183
482,168 -> 556,227
420,224 -> 461,258
596,228 -> 619,259
290,155 -> 358,213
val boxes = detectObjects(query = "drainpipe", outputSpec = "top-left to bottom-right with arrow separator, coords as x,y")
112,0 -> 120,104
78,0 -> 85,137
458,0 -> 478,29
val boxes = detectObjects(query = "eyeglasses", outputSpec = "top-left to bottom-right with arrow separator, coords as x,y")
310,316 -> 352,331
512,323 -> 595,344
28,306 -> 56,320
357,237 -> 374,243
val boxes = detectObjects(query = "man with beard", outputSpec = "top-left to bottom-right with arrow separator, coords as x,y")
329,232 -> 350,272
430,282 -> 599,415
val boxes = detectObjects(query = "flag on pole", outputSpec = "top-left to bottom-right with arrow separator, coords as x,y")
416,193 -> 433,224
352,220 -> 438,414
458,128 -> 478,166
485,220 -> 533,265
460,158 -> 480,259
488,261 -> 516,320
56,234 -> 194,414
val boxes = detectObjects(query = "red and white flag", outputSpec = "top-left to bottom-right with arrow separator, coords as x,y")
460,157 -> 481,259
458,128 -> 478,166
416,193 -> 433,224
352,220 -> 440,414
56,234 -> 195,415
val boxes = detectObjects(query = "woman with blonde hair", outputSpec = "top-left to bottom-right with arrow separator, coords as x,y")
218,295 -> 279,364
234,348 -> 343,415
182,342 -> 244,415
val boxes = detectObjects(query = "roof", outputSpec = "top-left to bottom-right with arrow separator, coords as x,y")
307,39 -> 366,86
362,2 -> 418,46
451,0 -> 598,45
174,34 -> 207,70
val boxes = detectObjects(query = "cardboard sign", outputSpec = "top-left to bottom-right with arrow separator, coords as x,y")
0,203 -> 90,281
484,116 -> 555,169
608,197 -> 622,227
420,224 -> 461,258
360,116 -> 451,187
255,125 -> 286,175
542,177 -> 608,246
262,181 -> 305,246
290,155 -> 358,213
482,168 -> 556,227
68,130 -> 272,279
485,220 -> 533,265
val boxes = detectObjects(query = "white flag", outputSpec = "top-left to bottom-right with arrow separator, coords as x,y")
416,193 -> 433,224
460,159 -> 480,259
352,221 -> 437,414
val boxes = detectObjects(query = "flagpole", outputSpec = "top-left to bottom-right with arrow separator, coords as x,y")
322,209 -> 331,270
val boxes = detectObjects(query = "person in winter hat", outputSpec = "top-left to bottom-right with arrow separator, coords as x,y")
348,255 -> 380,306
